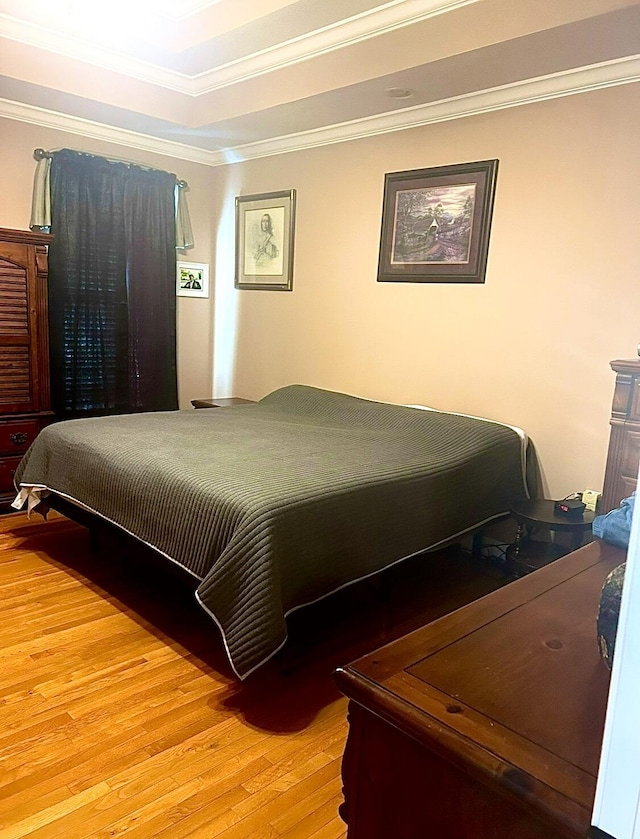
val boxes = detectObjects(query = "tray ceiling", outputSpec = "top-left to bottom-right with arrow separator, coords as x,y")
0,0 -> 638,164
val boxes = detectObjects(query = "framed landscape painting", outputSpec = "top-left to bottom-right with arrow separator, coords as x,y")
235,189 -> 296,291
377,159 -> 499,284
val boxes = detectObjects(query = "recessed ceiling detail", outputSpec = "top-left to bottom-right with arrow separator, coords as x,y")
386,88 -> 415,98
0,0 -> 638,163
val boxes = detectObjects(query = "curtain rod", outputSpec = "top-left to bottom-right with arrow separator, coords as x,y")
33,148 -> 188,189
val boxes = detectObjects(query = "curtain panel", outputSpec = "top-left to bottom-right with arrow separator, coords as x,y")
48,149 -> 179,417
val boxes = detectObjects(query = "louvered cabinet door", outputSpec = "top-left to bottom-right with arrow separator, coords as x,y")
0,243 -> 40,413
0,228 -> 53,508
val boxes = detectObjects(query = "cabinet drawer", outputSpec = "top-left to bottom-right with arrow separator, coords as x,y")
0,455 -> 23,493
0,420 -> 39,454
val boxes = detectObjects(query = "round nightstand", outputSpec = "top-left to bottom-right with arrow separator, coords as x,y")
506,498 -> 596,577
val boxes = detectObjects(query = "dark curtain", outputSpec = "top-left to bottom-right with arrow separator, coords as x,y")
48,149 -> 178,418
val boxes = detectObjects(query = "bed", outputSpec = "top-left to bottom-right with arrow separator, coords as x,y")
12,384 -> 529,679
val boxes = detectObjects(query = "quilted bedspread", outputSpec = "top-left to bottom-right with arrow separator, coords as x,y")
14,385 -> 528,678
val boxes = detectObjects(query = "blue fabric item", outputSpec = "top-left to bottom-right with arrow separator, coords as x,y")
593,493 -> 635,549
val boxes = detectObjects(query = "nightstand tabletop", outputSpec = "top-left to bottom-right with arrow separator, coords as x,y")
191,397 -> 254,409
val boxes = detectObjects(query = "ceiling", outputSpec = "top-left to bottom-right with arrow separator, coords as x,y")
0,0 -> 639,165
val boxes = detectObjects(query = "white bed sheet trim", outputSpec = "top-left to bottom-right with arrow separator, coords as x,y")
12,485 -> 49,514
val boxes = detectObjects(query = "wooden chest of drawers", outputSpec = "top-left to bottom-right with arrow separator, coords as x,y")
335,540 -> 624,839
0,417 -> 41,497
0,228 -> 53,509
602,358 -> 640,512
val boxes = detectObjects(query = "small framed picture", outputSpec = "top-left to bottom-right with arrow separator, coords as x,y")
377,159 -> 499,284
235,190 -> 296,291
177,262 -> 209,298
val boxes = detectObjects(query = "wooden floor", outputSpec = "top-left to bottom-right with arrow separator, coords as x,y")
0,511 -> 509,838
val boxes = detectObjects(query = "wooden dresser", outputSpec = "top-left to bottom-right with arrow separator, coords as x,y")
335,540 -> 624,839
0,227 -> 53,509
602,358 -> 640,513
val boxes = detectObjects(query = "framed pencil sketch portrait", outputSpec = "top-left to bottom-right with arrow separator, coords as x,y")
377,159 -> 499,284
235,190 -> 296,291
177,261 -> 209,298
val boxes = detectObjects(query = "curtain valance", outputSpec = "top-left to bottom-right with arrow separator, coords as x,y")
30,149 -> 194,250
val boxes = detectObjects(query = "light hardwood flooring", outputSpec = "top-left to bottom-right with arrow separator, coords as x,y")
0,510 -> 507,838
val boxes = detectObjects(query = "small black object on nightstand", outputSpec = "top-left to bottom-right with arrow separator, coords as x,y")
553,498 -> 586,517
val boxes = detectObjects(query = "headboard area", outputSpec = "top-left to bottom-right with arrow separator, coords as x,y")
602,358 -> 640,512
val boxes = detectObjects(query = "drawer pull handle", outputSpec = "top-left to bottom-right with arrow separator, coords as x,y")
10,432 -> 29,446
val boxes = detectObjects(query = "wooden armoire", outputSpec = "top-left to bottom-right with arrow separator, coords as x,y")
0,227 -> 53,509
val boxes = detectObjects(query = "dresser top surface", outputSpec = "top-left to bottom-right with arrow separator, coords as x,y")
0,227 -> 53,246
407,556 -> 611,770
610,358 -> 640,373
336,540 -> 626,827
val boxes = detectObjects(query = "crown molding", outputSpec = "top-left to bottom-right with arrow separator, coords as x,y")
0,97 -> 215,165
1,56 -> 638,168
189,0 -> 479,94
0,13 -> 192,93
214,55 -> 640,164
0,0 -> 479,95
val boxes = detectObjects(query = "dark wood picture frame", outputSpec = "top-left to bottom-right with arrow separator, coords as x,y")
235,189 -> 296,291
377,159 -> 499,284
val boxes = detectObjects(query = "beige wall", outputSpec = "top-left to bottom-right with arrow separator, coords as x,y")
210,83 -> 640,499
1,81 -> 639,499
0,118 -> 215,410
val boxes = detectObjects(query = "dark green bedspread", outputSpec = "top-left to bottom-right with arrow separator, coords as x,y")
14,385 -> 528,678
